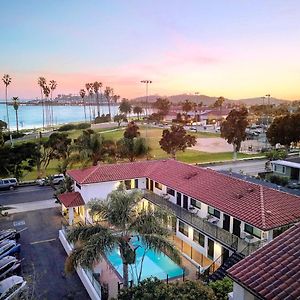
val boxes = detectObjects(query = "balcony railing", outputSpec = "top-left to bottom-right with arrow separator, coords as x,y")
143,191 -> 239,251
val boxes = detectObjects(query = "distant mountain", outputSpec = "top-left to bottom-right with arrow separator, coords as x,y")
130,94 -> 291,106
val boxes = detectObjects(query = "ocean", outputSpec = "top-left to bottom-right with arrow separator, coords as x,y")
0,103 -> 119,130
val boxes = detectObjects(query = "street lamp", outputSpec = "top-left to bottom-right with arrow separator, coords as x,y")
140,80 -> 152,139
265,94 -> 271,149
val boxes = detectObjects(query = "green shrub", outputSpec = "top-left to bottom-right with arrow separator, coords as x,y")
57,124 -> 76,131
95,114 -> 111,124
76,123 -> 91,129
267,174 -> 289,186
209,277 -> 233,300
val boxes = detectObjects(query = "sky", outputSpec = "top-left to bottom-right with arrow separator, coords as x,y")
1,0 -> 300,100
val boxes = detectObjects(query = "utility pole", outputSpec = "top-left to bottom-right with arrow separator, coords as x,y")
265,94 -> 271,149
140,80 -> 152,140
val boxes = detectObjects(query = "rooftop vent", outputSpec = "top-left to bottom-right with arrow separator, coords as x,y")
247,188 -> 255,193
236,193 -> 243,199
184,172 -> 199,180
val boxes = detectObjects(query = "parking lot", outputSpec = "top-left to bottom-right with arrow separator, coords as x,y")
0,186 -> 90,299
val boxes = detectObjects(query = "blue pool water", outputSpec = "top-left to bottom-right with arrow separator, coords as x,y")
107,237 -> 184,283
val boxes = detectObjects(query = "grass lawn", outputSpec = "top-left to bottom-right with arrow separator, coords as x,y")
20,125 -> 263,181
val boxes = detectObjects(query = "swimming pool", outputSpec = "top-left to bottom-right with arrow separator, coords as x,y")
106,237 -> 184,283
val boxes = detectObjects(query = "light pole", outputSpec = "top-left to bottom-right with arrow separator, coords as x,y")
265,94 -> 271,149
141,80 -> 152,139
195,92 -> 199,131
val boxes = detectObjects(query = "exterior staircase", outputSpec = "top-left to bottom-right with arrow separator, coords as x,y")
208,252 -> 245,282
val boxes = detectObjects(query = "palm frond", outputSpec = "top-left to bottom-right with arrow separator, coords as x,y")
67,224 -> 109,243
88,198 -> 109,222
140,234 -> 181,265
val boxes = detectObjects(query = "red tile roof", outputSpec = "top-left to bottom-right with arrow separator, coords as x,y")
228,223 -> 300,300
58,192 -> 85,208
67,159 -> 300,230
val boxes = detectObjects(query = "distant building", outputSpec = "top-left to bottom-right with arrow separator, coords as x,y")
271,157 -> 300,183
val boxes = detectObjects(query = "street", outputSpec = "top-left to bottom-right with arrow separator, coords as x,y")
0,185 -> 54,206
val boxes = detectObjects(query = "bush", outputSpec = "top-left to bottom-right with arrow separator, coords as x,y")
57,124 -> 76,131
267,174 -> 289,186
3,131 -> 25,142
209,277 -> 233,300
265,149 -> 287,160
95,114 -> 111,124
76,123 -> 91,129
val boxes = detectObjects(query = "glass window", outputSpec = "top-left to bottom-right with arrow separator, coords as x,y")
208,206 -> 220,218
76,182 -> 81,190
191,198 -> 201,209
178,221 -> 189,237
244,224 -> 261,238
124,180 -> 131,190
167,187 -> 175,196
146,178 -> 149,190
155,182 -> 162,190
193,230 -> 205,247
134,179 -> 138,189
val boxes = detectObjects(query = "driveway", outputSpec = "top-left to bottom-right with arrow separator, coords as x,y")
0,208 -> 90,299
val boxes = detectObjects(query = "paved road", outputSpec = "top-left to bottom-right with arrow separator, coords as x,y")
0,185 -> 54,206
0,208 -> 89,299
203,158 -> 268,176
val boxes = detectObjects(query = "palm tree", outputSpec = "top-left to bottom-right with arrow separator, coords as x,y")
65,185 -> 180,288
133,106 -> 143,120
85,83 -> 93,122
12,97 -> 20,132
49,80 -> 57,126
2,74 -> 12,131
79,89 -> 87,122
38,77 -> 46,129
93,81 -> 102,117
104,86 -> 113,119
43,85 -> 51,127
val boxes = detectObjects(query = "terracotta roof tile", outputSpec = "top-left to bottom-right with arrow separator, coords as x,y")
58,192 -> 85,208
228,223 -> 300,300
67,159 -> 300,230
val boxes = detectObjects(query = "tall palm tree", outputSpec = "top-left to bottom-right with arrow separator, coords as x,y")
85,83 -> 93,122
49,80 -> 57,126
2,74 -> 12,131
65,185 -> 180,288
12,97 -> 20,132
79,89 -> 87,122
43,85 -> 51,127
104,86 -> 113,119
38,77 -> 47,129
93,81 -> 102,117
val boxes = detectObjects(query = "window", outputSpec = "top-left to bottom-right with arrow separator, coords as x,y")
146,178 -> 149,190
134,179 -> 138,189
244,224 -> 261,238
193,230 -> 205,247
155,182 -> 162,190
208,206 -> 220,219
190,198 -> 201,209
167,187 -> 175,196
124,180 -> 131,190
274,164 -> 286,174
76,182 -> 81,190
178,221 -> 189,237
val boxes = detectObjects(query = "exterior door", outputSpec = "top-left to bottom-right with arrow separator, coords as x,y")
223,214 -> 230,231
150,180 -> 154,192
207,238 -> 214,260
233,218 -> 241,237
183,195 -> 188,210
176,192 -> 182,206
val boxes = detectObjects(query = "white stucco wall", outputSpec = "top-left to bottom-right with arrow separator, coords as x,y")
232,282 -> 255,300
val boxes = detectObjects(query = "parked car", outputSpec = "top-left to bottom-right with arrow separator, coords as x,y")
190,127 -> 197,132
0,179 -> 18,191
0,241 -> 21,260
0,230 -> 20,243
0,275 -> 26,300
0,257 -> 21,280
36,174 -> 65,186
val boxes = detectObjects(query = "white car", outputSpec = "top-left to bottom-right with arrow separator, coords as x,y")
37,174 -> 65,186
0,275 -> 26,300
0,256 -> 21,280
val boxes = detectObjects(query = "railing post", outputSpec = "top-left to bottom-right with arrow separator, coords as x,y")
182,270 -> 185,281
166,274 -> 169,284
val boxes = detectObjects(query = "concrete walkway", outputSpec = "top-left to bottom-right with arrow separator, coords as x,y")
6,199 -> 60,214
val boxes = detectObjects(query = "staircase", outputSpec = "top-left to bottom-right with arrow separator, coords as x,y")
208,252 -> 245,282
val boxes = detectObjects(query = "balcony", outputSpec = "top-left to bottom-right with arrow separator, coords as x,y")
143,191 -> 239,251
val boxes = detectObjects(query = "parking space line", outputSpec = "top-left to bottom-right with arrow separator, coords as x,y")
30,238 -> 56,245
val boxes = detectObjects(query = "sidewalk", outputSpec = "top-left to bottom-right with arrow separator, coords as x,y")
6,199 -> 60,214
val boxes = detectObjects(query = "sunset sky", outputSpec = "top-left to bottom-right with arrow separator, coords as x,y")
1,0 -> 300,100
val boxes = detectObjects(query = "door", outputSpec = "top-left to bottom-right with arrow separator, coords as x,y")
176,192 -> 182,206
183,195 -> 188,210
207,238 -> 214,260
233,218 -> 241,237
223,214 -> 230,231
150,180 -> 154,192
222,248 -> 230,264
291,168 -> 299,181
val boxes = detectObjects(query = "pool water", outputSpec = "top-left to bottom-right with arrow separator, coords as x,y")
106,237 -> 184,283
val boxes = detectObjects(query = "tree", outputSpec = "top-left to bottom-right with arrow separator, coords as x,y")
79,89 -> 87,122
209,277 -> 233,300
182,99 -> 193,117
119,98 -> 132,117
42,84 -> 51,127
267,113 -> 300,150
2,74 -> 12,133
12,97 -> 20,132
159,124 -> 196,159
153,98 -> 171,118
133,106 -> 143,120
114,114 -> 127,127
49,80 -> 57,126
118,277 -> 216,300
65,185 -> 180,289
124,121 -> 140,139
93,81 -> 102,117
104,86 -> 113,119
0,120 -> 7,147
85,83 -> 94,122
38,77 -> 46,129
213,96 -> 225,110
220,107 -> 248,160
